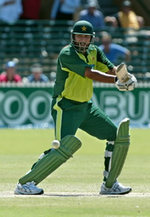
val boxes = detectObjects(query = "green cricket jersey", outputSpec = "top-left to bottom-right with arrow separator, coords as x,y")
53,43 -> 114,102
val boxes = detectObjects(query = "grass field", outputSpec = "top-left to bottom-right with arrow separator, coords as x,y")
1,128 -> 150,217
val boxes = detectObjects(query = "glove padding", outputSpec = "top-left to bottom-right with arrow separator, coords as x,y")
116,63 -> 130,83
115,73 -> 137,91
115,63 -> 137,91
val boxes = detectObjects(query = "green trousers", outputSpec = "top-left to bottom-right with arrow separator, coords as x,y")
51,97 -> 117,141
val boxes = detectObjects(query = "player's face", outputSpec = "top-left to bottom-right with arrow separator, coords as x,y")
74,34 -> 91,43
74,34 -> 91,53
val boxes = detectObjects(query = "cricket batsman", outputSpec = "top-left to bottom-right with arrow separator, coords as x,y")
14,20 -> 137,195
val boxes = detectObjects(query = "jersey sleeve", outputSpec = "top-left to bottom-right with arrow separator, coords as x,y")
59,47 -> 93,77
96,46 -> 115,72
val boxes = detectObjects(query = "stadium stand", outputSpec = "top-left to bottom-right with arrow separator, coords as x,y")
0,19 -> 150,82
97,0 -> 118,16
0,20 -> 72,79
95,27 -> 150,82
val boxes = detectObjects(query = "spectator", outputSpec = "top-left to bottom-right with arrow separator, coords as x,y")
21,0 -> 41,20
79,0 -> 105,29
99,32 -> 131,64
26,64 -> 49,83
40,0 -> 55,19
49,71 -> 56,82
0,0 -> 22,24
50,0 -> 80,20
0,61 -> 22,83
105,0 -> 144,29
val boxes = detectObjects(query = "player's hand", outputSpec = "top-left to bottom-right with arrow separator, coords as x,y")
115,73 -> 137,91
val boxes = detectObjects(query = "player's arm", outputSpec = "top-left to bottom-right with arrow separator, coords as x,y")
85,67 -> 117,83
107,67 -> 117,75
85,45 -> 117,82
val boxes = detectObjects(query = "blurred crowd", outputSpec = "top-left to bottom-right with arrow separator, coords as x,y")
0,0 -> 145,28
0,60 -> 51,83
0,0 -> 147,82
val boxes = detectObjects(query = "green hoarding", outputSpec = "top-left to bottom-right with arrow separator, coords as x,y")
0,85 -> 53,127
93,84 -> 149,127
0,84 -> 149,128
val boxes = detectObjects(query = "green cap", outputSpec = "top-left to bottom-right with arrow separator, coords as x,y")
72,20 -> 94,36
